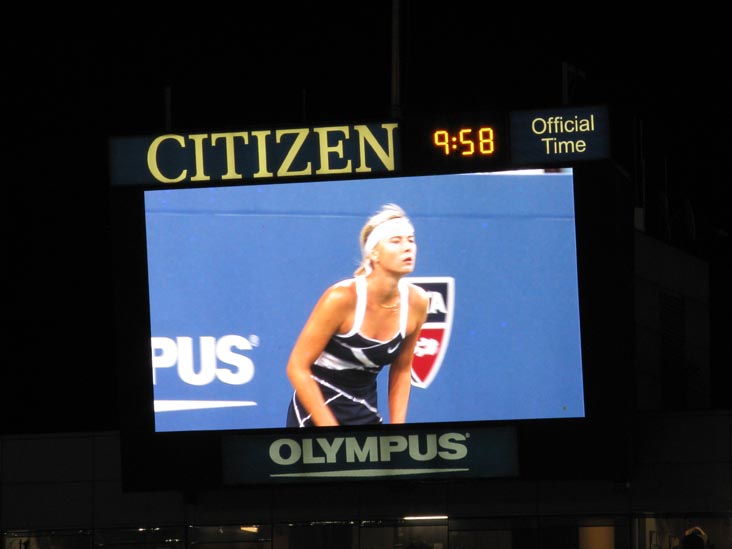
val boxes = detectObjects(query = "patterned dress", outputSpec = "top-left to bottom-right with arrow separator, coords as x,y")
286,276 -> 409,427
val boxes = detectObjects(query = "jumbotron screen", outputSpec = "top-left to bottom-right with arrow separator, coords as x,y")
144,168 -> 584,433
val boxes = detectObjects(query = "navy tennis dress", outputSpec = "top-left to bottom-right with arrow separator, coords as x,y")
286,276 -> 410,427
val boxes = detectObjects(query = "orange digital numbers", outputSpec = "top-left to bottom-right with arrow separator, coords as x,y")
433,130 -> 450,155
458,129 -> 474,155
478,127 -> 494,154
432,126 -> 495,157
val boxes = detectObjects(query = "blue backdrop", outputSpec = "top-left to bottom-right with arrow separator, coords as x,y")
145,170 -> 584,432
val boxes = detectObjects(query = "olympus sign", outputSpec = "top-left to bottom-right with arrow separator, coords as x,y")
269,432 -> 469,466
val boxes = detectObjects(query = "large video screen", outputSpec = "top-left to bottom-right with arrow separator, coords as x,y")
144,168 -> 584,433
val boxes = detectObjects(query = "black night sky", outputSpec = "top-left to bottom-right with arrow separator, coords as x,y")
5,6 -> 729,435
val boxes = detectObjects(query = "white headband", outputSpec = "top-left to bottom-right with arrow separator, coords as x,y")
363,217 -> 414,258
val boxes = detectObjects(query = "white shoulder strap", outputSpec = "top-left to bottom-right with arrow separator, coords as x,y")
398,279 -> 409,336
343,276 -> 366,337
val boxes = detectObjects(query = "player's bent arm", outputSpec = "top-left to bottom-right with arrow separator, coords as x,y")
388,350 -> 413,424
388,285 -> 429,423
286,284 -> 353,426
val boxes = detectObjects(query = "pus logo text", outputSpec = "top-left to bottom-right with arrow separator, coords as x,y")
407,277 -> 455,389
151,334 -> 257,385
151,335 -> 258,413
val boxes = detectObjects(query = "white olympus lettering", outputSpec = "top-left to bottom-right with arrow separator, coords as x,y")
269,433 -> 468,466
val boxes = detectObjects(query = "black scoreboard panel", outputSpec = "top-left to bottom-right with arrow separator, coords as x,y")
402,104 -> 608,176
110,104 -> 631,490
110,105 -> 609,188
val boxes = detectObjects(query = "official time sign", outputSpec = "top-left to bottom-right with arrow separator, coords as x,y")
509,105 -> 610,164
109,107 -> 610,188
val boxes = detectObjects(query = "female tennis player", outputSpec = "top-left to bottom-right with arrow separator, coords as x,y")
286,204 -> 429,427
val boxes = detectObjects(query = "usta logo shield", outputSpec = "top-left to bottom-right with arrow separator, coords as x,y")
407,277 -> 454,389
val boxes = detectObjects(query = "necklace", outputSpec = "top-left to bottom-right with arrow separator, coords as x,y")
379,299 -> 400,309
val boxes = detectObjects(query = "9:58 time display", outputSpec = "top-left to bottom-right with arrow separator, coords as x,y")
432,126 -> 496,156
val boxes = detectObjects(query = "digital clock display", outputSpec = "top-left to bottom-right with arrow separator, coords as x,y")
399,114 -> 509,176
432,127 -> 496,156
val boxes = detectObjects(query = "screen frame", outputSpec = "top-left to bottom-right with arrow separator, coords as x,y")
110,111 -> 633,490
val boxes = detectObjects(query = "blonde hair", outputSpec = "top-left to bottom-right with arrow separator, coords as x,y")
354,203 -> 412,276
